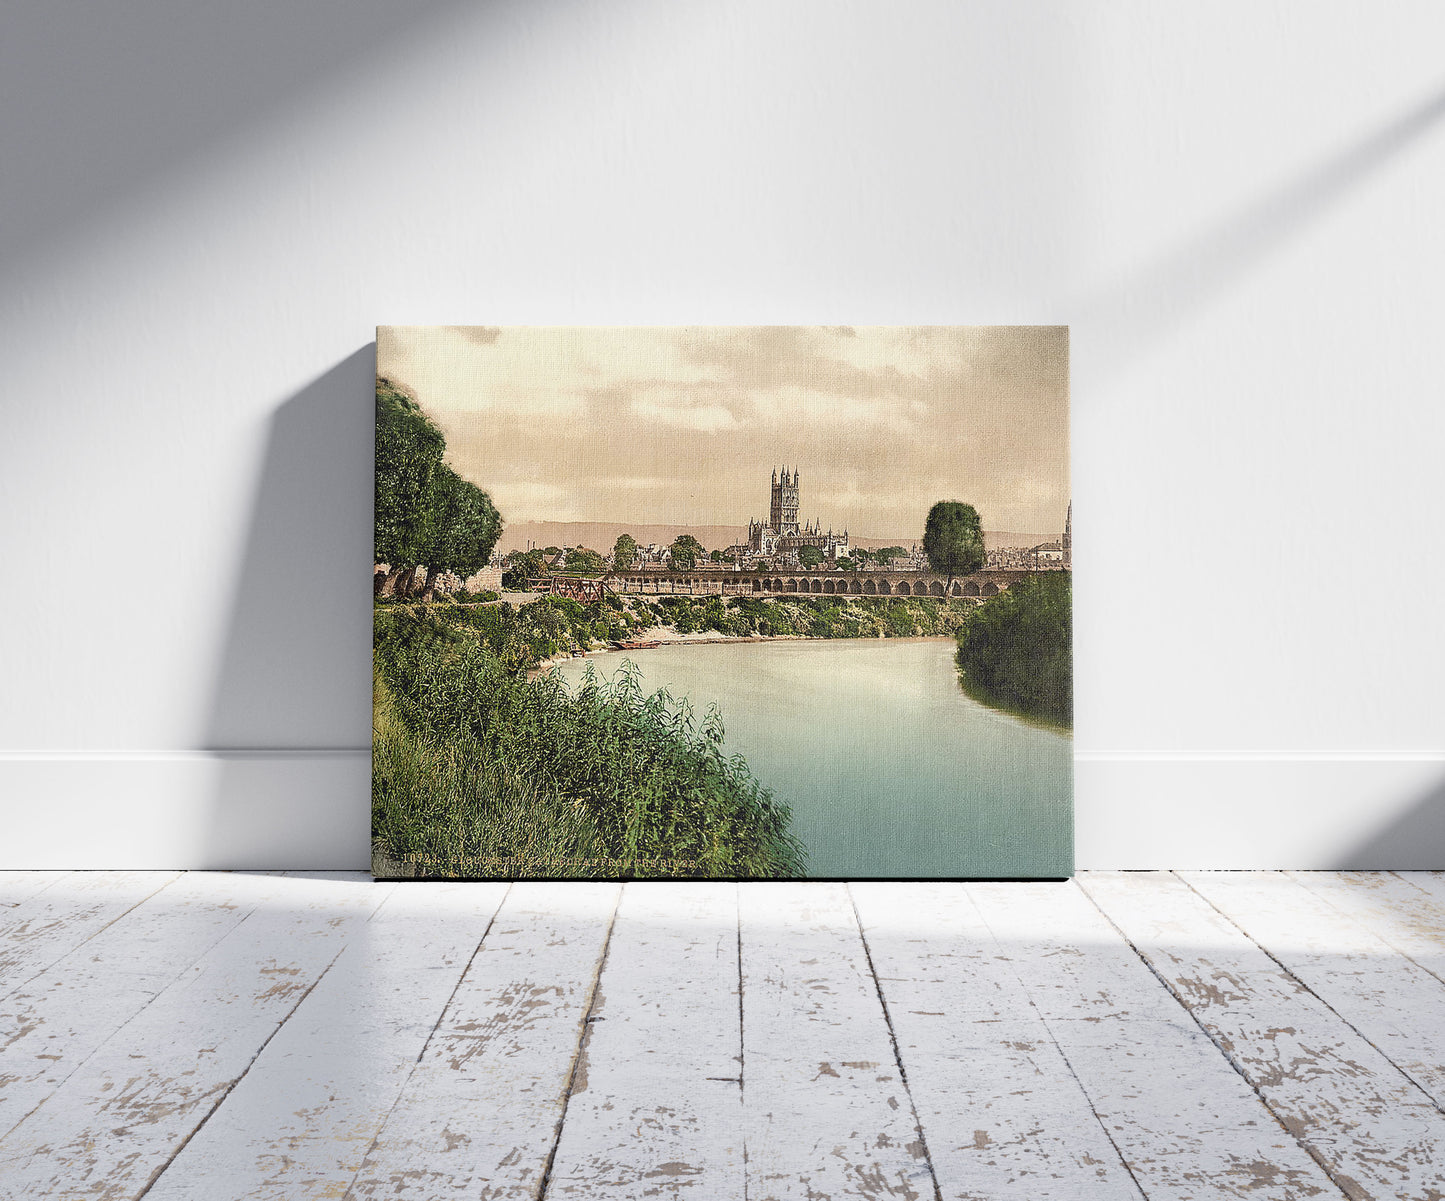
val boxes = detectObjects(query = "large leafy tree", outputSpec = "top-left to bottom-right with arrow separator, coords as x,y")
375,378 -> 504,599
375,379 -> 445,594
797,546 -> 824,570
564,546 -> 606,576
503,549 -> 548,591
669,534 -> 705,570
923,501 -> 985,584
415,464 -> 503,598
612,533 -> 638,570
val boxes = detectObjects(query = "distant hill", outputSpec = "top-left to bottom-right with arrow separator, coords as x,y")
498,520 -> 1053,555
498,522 -> 749,555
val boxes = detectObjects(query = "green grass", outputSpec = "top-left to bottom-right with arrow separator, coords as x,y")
372,606 -> 805,878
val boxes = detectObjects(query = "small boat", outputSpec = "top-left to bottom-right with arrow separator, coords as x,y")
612,638 -> 663,650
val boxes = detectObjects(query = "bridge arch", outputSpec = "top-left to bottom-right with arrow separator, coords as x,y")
981,582 -> 999,597
962,580 -> 980,597
896,581 -> 912,596
930,581 -> 946,597
849,578 -> 862,594
810,579 -> 822,593
864,579 -> 877,594
786,579 -> 798,593
823,579 -> 836,594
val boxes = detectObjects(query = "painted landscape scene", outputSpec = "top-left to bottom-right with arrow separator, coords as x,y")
373,326 -> 1071,879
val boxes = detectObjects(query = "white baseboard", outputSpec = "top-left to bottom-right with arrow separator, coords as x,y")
1,752 -> 1442,871
0,751 -> 371,870
1075,753 -> 1445,870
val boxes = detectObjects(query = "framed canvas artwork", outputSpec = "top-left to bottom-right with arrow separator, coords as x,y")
373,326 -> 1071,879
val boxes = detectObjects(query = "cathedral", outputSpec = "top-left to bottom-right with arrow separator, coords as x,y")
746,467 -> 851,564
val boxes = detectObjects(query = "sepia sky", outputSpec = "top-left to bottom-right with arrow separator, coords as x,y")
377,326 -> 1069,540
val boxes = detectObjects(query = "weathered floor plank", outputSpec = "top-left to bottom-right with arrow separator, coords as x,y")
1084,871 -> 1445,1200
345,881 -> 620,1200
0,871 -> 289,1140
1395,872 -> 1445,910
1289,872 -> 1445,983
970,880 -> 1341,1200
851,882 -> 1143,1200
0,871 -> 182,1000
0,872 -> 390,1198
6,871 -> 1445,1201
144,881 -> 510,1201
740,882 -> 937,1201
1183,870 -> 1445,1112
544,882 -> 744,1198
0,870 -> 68,908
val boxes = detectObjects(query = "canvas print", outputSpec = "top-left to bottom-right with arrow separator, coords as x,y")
373,326 -> 1071,879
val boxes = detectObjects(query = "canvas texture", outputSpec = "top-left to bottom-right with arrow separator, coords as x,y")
373,327 -> 1071,880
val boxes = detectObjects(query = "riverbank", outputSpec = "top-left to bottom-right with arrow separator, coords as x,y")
373,601 -> 804,878
533,626 -> 810,671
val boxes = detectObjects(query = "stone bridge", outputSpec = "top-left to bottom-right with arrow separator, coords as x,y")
610,568 -> 1044,599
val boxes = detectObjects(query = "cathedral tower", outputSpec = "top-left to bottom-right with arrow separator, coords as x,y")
770,466 -> 800,534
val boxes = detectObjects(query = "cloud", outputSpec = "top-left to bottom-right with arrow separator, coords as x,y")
375,326 -> 1069,539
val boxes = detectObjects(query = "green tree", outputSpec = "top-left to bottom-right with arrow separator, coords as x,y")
923,501 -> 985,585
503,549 -> 547,590
416,465 -> 503,598
565,546 -> 606,575
669,534 -> 705,570
872,546 -> 907,566
798,546 -> 824,570
836,557 -> 856,571
374,379 -> 445,594
543,545 -> 562,557
612,533 -> 638,570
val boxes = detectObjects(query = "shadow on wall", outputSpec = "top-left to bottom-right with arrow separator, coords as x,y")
201,347 -> 376,869
1074,82 -> 1445,385
1337,771 -> 1445,871
0,0 -> 475,277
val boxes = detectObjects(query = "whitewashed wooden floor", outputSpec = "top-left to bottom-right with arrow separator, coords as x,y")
3,873 -> 1445,1199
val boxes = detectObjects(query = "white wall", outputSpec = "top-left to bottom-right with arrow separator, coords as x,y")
3,1 -> 1443,869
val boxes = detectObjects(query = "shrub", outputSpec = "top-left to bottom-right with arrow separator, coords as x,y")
955,574 -> 1071,726
373,607 -> 805,877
